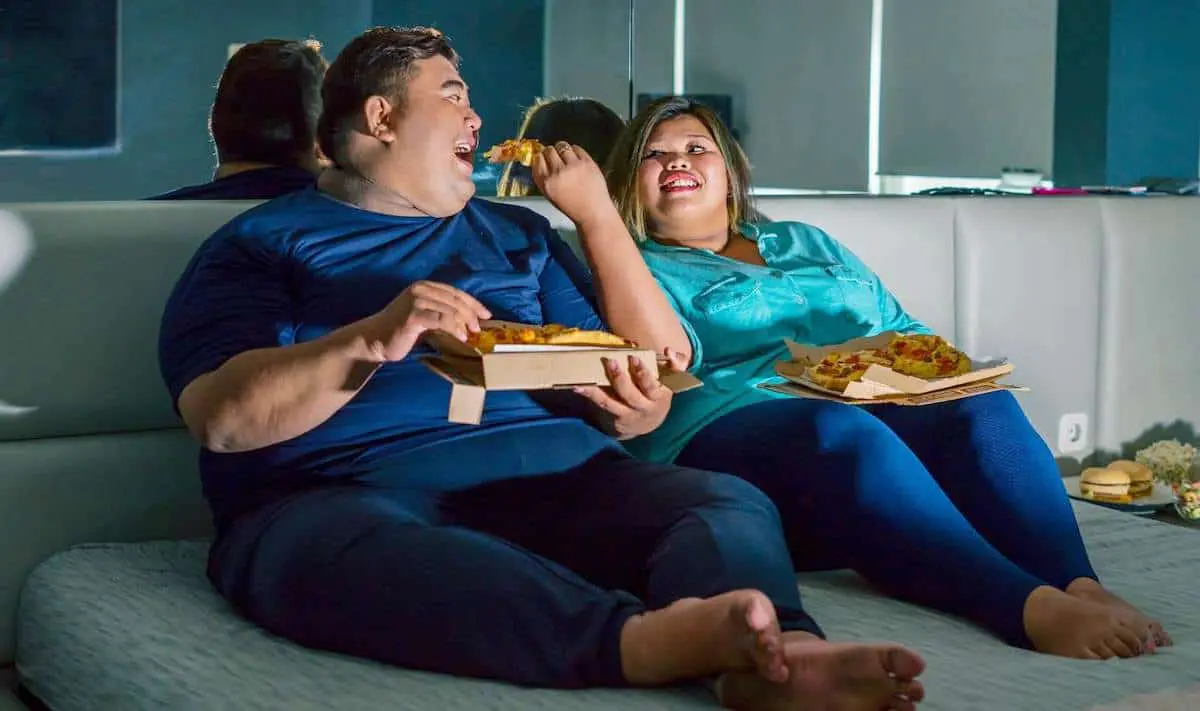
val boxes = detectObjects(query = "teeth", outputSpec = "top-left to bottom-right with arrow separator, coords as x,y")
663,178 -> 698,189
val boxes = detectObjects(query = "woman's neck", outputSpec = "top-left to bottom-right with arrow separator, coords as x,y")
652,222 -> 765,266
654,223 -> 733,252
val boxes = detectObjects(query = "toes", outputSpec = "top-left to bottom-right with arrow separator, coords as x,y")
887,680 -> 924,711
744,594 -> 774,632
1151,625 -> 1172,647
900,679 -> 925,702
884,647 -> 926,680
1115,624 -> 1149,657
760,643 -> 789,684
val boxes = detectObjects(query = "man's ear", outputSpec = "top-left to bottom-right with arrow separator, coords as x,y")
363,95 -> 396,144
309,141 -> 332,172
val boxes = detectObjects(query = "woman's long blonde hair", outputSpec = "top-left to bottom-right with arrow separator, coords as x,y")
605,96 -> 755,241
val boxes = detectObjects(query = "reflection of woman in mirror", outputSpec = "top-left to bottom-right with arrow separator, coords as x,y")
496,97 -> 625,197
556,95 -> 1168,661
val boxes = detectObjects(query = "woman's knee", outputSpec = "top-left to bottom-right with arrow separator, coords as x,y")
941,391 -> 1041,440
952,390 -> 1025,419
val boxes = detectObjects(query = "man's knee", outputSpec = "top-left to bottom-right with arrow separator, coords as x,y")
696,470 -> 783,524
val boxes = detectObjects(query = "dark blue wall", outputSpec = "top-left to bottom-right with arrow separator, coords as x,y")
0,0 -> 373,202
1055,0 -> 1200,185
1052,0 -> 1110,187
0,0 -> 544,201
1105,0 -> 1200,184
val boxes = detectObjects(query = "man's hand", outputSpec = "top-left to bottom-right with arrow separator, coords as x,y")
358,281 -> 492,362
573,353 -> 677,439
531,142 -> 615,228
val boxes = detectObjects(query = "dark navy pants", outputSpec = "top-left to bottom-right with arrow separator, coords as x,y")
677,391 -> 1098,648
208,450 -> 821,688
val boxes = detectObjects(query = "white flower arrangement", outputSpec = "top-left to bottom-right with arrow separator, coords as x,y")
1135,439 -> 1198,488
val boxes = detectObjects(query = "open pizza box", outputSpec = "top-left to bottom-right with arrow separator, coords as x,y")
764,331 -> 1025,406
423,321 -> 702,424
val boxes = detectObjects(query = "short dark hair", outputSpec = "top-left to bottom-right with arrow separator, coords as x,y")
497,97 -> 627,197
209,39 -> 327,166
317,26 -> 459,167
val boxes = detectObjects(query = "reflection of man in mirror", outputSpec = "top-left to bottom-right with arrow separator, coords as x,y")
496,97 -> 625,197
149,39 -> 329,200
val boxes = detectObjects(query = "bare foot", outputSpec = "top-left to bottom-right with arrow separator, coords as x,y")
620,590 -> 788,686
1065,577 -> 1170,649
1023,585 -> 1149,659
715,632 -> 926,711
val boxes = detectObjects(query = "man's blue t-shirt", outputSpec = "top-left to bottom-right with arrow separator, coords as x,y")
148,166 -> 316,200
158,188 -> 616,529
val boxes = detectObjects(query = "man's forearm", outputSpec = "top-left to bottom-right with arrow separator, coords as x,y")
178,320 -> 382,453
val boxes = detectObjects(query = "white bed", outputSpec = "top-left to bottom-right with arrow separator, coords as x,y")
14,502 -> 1199,711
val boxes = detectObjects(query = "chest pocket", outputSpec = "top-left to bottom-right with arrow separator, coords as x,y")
691,271 -> 770,323
825,265 -> 880,325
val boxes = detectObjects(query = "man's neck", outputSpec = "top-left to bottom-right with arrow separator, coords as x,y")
213,161 -> 278,180
318,167 -> 430,217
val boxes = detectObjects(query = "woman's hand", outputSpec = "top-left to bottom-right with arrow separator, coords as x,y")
532,142 -> 616,228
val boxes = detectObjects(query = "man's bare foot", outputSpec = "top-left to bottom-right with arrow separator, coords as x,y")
1065,577 -> 1170,648
620,590 -> 788,686
715,632 -> 926,711
1024,585 -> 1149,659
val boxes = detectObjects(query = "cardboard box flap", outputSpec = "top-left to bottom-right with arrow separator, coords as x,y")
759,378 -> 1028,407
857,360 -> 1013,395
660,369 -> 703,393
423,355 -> 704,425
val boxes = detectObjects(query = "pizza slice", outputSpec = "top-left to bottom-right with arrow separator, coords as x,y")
466,323 -> 634,352
483,138 -> 545,167
804,349 -> 892,392
887,334 -> 971,379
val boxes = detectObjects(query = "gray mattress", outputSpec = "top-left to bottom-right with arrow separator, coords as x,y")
15,502 -> 1200,711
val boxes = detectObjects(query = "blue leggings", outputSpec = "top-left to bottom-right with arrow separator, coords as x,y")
207,451 -> 821,689
676,391 -> 1098,648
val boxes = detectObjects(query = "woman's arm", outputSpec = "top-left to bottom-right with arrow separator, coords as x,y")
575,210 -> 694,364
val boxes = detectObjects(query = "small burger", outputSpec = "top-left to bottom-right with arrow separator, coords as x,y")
1079,466 -> 1132,504
1106,460 -> 1154,499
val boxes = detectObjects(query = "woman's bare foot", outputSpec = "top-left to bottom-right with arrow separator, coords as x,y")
620,590 -> 788,686
1023,585 -> 1150,659
715,632 -> 926,711
1065,577 -> 1170,648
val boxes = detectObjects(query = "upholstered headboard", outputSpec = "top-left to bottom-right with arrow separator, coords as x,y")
2,195 -> 1199,663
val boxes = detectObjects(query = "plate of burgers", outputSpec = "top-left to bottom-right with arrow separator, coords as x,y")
1063,460 -> 1175,514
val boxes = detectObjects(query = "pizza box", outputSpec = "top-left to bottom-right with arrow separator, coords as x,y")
422,321 -> 702,424
758,378 -> 1027,407
770,331 -> 1022,405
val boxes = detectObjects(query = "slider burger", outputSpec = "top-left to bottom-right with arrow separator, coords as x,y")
1106,460 -> 1154,498
1079,467 -> 1133,504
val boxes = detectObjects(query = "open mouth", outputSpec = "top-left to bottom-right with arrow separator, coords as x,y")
660,171 -> 700,193
453,140 -> 476,168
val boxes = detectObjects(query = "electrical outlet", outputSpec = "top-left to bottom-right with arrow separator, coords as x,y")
1057,413 -> 1089,454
